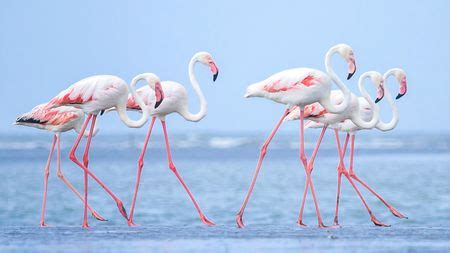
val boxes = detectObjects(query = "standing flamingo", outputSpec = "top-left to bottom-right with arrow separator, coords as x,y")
122,52 -> 218,226
285,71 -> 389,226
46,73 -> 163,227
15,104 -> 106,226
236,44 -> 356,228
330,68 -> 408,225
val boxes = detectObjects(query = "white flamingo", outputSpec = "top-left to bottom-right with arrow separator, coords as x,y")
307,68 -> 408,225
15,104 -> 105,226
237,44 -> 356,228
286,71 -> 390,226
121,52 -> 219,226
46,73 -> 163,227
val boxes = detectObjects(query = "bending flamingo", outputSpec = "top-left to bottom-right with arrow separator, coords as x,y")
46,74 -> 163,227
15,104 -> 106,226
123,52 -> 218,226
286,71 -> 389,226
330,68 -> 408,225
237,44 -> 355,228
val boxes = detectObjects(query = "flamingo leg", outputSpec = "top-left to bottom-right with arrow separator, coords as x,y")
236,109 -> 290,228
333,131 -> 349,226
348,135 -> 407,219
334,132 -> 390,227
296,109 -> 309,226
128,117 -> 156,226
40,135 -> 57,227
160,119 -> 215,226
69,114 -> 128,225
297,126 -> 330,228
55,133 -> 106,221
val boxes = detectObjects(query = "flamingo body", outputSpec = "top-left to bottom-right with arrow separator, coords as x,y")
244,68 -> 333,106
48,75 -> 129,114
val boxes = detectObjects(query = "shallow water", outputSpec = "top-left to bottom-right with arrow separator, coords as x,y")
1,132 -> 450,252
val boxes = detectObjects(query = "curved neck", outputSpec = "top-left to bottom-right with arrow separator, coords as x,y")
116,75 -> 150,128
351,73 -> 380,129
179,56 -> 207,122
322,46 -> 351,113
377,71 -> 399,131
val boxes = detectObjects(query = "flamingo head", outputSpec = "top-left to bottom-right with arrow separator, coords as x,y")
142,73 -> 164,108
368,72 -> 385,103
393,69 -> 407,99
336,44 -> 357,80
196,52 -> 219,82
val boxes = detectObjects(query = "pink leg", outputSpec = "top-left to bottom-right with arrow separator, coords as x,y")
333,131 -> 349,226
128,117 -> 156,226
161,119 -> 215,226
55,134 -> 106,221
40,135 -> 57,227
69,114 -> 128,225
335,133 -> 390,227
348,135 -> 407,219
296,109 -> 309,226
297,126 -> 331,228
236,109 -> 290,228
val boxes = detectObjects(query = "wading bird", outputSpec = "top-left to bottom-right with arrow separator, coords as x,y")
15,104 -> 106,226
123,52 -> 218,226
237,44 -> 356,228
286,71 -> 389,226
46,73 -> 163,227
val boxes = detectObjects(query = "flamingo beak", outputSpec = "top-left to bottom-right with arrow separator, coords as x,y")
396,77 -> 407,100
347,59 -> 356,80
375,81 -> 385,103
154,82 -> 164,108
209,62 -> 219,82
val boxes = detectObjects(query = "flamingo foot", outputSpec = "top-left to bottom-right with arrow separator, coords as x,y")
296,220 -> 308,227
200,215 -> 215,226
319,222 -> 340,229
333,217 -> 341,227
371,216 -> 390,227
127,220 -> 140,227
236,213 -> 245,228
91,211 -> 107,221
116,201 -> 128,220
82,221 -> 89,229
389,207 -> 408,219
39,222 -> 49,228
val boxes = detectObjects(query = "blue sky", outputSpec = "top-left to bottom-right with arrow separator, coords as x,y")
1,0 -> 449,135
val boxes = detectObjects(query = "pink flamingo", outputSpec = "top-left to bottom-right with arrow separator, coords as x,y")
121,52 -> 218,226
15,104 -> 106,226
236,44 -> 356,228
332,68 -> 408,225
46,74 -> 163,228
284,71 -> 387,226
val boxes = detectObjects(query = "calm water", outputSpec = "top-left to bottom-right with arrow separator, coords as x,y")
1,132 -> 450,252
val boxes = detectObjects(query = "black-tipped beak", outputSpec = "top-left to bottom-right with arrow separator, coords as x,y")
396,93 -> 405,100
375,97 -> 382,103
213,71 -> 219,82
347,72 -> 354,80
154,100 -> 162,108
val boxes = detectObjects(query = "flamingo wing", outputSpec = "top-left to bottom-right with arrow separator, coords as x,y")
17,104 -> 81,126
263,71 -> 319,93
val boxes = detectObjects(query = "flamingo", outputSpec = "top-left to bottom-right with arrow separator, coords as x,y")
46,73 -> 163,227
121,52 -> 218,226
15,104 -> 106,226
236,44 -> 356,228
331,68 -> 408,225
286,71 -> 392,226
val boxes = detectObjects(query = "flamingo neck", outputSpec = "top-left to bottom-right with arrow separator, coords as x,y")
116,74 -> 150,128
377,70 -> 399,131
351,72 -> 380,129
322,46 -> 351,113
179,56 -> 207,122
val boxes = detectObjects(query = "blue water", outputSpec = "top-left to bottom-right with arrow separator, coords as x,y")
1,132 -> 450,252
